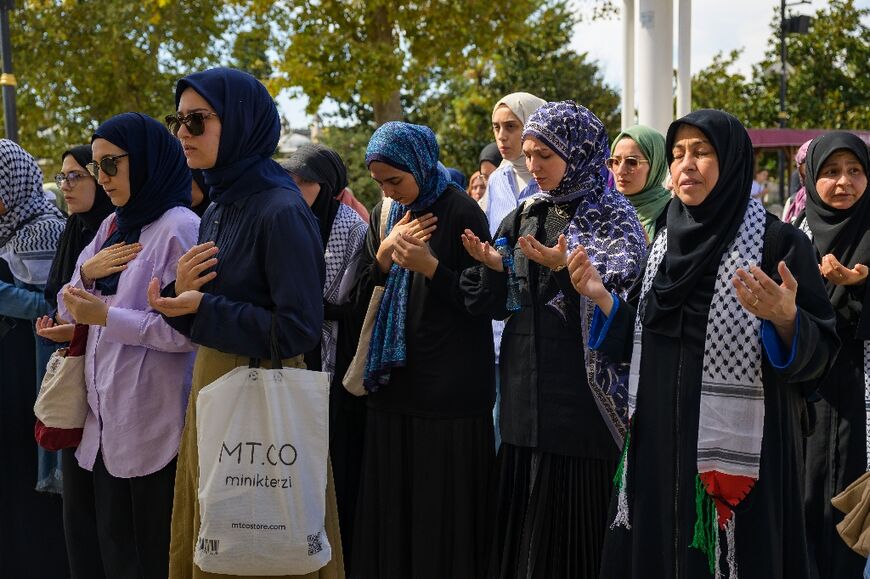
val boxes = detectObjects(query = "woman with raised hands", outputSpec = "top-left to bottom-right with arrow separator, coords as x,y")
55,112 -> 199,578
572,109 -> 838,579
461,100 -> 646,578
350,121 -> 494,578
146,67 -> 340,579
36,144 -> 114,578
798,131 -> 870,579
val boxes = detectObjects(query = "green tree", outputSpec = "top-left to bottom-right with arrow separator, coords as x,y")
267,0 -> 540,126
692,0 -> 870,130
8,0 -> 234,168
408,0 -> 620,177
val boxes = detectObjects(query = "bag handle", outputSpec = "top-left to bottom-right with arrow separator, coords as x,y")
248,312 -> 283,369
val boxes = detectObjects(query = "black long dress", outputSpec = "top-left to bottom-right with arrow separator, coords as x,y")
803,281 -> 869,579
350,184 -> 496,579
462,199 -> 619,579
0,260 -> 69,578
596,216 -> 838,579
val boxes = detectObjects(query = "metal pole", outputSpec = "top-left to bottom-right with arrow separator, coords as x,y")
0,0 -> 17,143
676,0 -> 692,118
778,0 -> 787,203
621,0 -> 635,130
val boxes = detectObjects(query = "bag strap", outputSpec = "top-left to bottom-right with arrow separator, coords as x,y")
248,312 -> 283,370
378,197 -> 393,242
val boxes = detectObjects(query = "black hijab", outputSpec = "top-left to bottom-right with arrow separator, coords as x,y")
44,145 -> 114,309
283,143 -> 347,248
479,142 -> 502,169
645,109 -> 754,334
92,113 -> 192,295
175,67 -> 295,206
804,131 -> 870,320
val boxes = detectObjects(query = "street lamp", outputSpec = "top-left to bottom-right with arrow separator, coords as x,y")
777,0 -> 811,202
0,0 -> 16,143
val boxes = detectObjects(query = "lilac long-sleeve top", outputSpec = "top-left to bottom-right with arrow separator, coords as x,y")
58,206 -> 199,478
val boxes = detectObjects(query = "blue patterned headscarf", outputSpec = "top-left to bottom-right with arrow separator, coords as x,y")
362,121 -> 449,392
522,100 -> 610,203
524,101 -> 647,444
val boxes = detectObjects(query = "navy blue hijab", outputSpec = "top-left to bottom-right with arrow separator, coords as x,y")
174,67 -> 294,205
92,113 -> 191,294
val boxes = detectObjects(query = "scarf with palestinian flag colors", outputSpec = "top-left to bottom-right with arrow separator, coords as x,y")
612,197 -> 767,579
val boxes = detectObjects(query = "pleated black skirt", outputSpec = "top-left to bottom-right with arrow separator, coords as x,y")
350,407 -> 495,579
486,444 -> 616,579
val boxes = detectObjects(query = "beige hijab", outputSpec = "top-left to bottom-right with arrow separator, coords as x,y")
493,92 -> 546,191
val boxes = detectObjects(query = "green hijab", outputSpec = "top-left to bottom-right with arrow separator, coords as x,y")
611,124 -> 671,241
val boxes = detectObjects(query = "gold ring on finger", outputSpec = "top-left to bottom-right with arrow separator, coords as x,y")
751,295 -> 759,307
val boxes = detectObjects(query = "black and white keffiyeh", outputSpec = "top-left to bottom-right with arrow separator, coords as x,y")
615,198 -> 767,579
0,139 -> 65,285
321,203 -> 367,376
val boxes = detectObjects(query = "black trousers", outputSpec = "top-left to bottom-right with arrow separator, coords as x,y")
92,453 -> 177,579
61,448 -> 105,579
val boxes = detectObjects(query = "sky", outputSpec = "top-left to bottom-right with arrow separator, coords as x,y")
276,0 -> 867,130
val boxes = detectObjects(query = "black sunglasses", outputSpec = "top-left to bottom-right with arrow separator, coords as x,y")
165,111 -> 218,136
86,154 -> 128,179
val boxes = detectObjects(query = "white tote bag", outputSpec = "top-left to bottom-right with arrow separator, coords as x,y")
194,356 -> 332,575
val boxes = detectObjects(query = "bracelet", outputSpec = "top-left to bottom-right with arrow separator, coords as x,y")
552,262 -> 567,272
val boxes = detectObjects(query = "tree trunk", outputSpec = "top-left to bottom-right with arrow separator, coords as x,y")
366,3 -> 403,126
373,90 -> 403,126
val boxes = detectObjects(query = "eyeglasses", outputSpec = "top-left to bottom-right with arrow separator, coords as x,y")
53,170 -> 88,188
605,156 -> 650,171
86,154 -> 129,179
164,111 -> 218,136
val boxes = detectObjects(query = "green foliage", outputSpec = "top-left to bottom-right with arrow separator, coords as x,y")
407,1 -> 620,178
267,0 -> 540,124
692,0 -> 870,130
8,0 -> 234,170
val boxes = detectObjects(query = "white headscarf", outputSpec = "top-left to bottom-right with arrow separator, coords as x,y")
493,92 -> 546,191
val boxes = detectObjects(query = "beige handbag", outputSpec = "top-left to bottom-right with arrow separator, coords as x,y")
342,198 -> 393,396
832,471 -> 870,556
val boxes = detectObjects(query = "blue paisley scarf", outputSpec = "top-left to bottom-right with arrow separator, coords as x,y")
523,101 -> 647,444
363,122 -> 449,392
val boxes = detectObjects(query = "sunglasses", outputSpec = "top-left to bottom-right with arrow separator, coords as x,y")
165,111 -> 218,136
605,156 -> 650,170
54,170 -> 89,188
86,154 -> 128,179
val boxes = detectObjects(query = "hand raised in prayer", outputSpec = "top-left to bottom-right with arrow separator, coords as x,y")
732,262 -> 798,344
460,229 -> 503,272
377,211 -> 437,273
567,246 -> 614,316
819,254 -> 868,286
519,234 -> 568,271
147,277 -> 203,317
391,233 -> 438,279
35,315 -> 75,343
81,242 -> 141,286
62,286 -> 109,326
175,242 -> 219,294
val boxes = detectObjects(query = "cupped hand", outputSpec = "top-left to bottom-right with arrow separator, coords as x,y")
819,254 -> 868,286
519,234 -> 568,271
732,261 -> 798,344
61,286 -> 109,326
460,229 -> 503,272
35,315 -> 75,343
567,246 -> 613,314
147,277 -> 203,317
